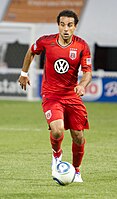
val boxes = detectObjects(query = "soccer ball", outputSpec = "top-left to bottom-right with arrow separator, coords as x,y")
52,161 -> 75,186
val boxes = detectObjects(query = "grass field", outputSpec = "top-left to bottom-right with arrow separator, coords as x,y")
0,100 -> 116,199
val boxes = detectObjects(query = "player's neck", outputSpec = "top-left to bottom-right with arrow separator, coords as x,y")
58,35 -> 72,47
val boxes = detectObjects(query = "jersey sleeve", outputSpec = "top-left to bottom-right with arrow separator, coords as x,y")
31,36 -> 45,55
80,42 -> 92,72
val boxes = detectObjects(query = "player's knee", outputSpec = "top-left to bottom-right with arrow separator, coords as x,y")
71,130 -> 84,145
51,126 -> 64,139
50,120 -> 64,139
75,135 -> 85,145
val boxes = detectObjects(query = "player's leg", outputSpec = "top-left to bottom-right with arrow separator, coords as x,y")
64,98 -> 89,182
70,130 -> 85,168
50,119 -> 64,172
70,129 -> 85,182
50,119 -> 64,159
42,97 -> 64,170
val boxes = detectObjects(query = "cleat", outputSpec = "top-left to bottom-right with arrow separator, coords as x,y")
52,153 -> 62,172
73,172 -> 83,183
51,150 -> 62,177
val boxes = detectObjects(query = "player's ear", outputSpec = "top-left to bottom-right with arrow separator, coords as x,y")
73,24 -> 77,31
75,24 -> 78,28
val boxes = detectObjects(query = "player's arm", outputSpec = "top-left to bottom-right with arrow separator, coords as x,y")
18,48 -> 35,90
75,40 -> 92,96
74,71 -> 92,96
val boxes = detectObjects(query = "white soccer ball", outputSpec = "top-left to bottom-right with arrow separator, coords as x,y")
52,161 -> 75,186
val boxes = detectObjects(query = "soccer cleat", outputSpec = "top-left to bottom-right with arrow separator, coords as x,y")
73,172 -> 83,183
51,149 -> 62,177
52,153 -> 62,172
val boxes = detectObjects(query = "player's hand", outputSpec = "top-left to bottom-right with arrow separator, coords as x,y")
18,75 -> 30,90
74,85 -> 85,96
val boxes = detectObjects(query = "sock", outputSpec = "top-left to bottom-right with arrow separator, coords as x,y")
50,131 -> 64,158
72,140 -> 85,170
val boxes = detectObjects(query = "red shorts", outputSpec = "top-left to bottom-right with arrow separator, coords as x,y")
42,95 -> 89,131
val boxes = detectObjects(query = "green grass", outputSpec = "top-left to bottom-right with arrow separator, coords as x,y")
0,100 -> 117,199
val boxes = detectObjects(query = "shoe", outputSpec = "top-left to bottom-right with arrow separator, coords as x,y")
73,172 -> 83,183
51,153 -> 62,172
51,149 -> 62,177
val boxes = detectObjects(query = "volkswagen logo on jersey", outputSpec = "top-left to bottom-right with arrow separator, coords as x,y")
54,59 -> 69,74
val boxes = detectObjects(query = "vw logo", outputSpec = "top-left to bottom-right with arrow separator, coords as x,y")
54,59 -> 69,74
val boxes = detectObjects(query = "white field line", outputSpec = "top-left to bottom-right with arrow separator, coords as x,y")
0,127 -> 41,132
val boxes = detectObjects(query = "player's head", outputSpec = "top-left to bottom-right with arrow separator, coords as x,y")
57,10 -> 79,42
57,10 -> 79,26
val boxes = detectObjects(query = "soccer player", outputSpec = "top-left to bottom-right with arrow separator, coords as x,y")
18,10 -> 92,182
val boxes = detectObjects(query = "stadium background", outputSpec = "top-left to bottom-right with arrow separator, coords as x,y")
0,0 -> 117,101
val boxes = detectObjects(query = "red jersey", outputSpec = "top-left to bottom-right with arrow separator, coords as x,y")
31,33 -> 92,98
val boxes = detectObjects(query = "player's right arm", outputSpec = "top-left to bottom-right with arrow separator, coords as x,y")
18,36 -> 46,90
18,48 -> 35,90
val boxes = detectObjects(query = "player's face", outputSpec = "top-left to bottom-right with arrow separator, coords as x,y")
58,16 -> 76,43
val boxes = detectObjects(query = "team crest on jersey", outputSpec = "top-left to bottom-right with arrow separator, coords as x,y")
45,110 -> 52,120
69,48 -> 77,60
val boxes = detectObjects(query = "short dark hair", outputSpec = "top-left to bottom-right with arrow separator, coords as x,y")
57,10 -> 79,26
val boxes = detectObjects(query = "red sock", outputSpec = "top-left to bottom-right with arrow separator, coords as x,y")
50,132 -> 64,158
72,140 -> 85,168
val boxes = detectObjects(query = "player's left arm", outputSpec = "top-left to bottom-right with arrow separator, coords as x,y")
74,71 -> 92,96
74,40 -> 92,96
